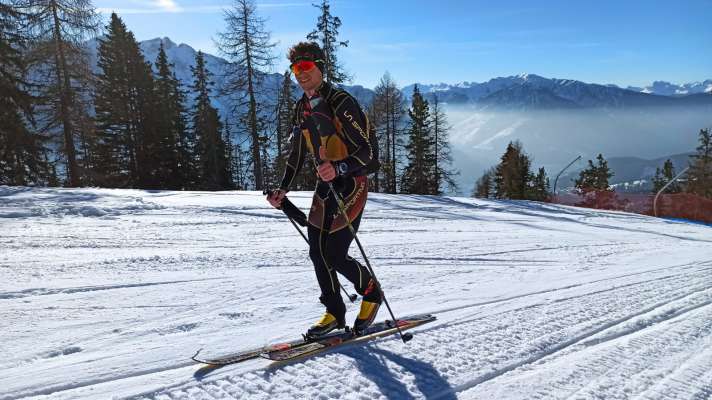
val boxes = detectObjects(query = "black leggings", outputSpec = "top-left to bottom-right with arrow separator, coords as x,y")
307,208 -> 373,318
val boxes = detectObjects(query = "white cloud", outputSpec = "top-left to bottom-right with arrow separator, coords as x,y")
154,0 -> 182,12
96,1 -> 309,15
96,0 -> 181,14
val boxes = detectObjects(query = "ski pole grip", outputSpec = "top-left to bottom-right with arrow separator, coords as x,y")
281,198 -> 308,227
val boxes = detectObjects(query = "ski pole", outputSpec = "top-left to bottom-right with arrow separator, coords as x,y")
315,165 -> 413,343
264,189 -> 358,303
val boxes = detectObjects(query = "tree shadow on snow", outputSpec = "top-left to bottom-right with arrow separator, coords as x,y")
344,345 -> 457,400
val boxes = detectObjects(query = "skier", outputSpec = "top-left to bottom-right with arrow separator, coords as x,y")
266,41 -> 381,338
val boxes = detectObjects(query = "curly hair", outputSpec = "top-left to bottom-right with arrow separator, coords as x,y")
287,41 -> 325,64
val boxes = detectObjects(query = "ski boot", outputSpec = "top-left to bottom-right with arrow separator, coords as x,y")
306,311 -> 346,340
353,278 -> 382,335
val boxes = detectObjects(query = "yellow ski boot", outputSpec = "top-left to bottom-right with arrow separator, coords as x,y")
306,311 -> 345,339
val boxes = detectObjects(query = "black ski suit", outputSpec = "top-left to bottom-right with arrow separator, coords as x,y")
279,81 -> 375,319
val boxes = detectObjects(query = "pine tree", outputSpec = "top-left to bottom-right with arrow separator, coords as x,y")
231,132 -> 251,190
529,167 -> 550,201
651,159 -> 680,194
385,75 -> 406,193
217,0 -> 275,190
306,0 -> 350,84
473,167 -> 495,198
277,74 -> 293,150
370,72 -> 406,193
73,85 -> 98,185
153,41 -> 189,189
369,74 -> 410,194
190,51 -> 232,190
575,153 -> 613,193
16,0 -> 99,187
686,128 -> 712,198
431,94 -> 459,194
494,141 -> 531,200
401,85 -> 437,194
222,119 -> 239,189
259,122 -> 274,189
594,154 -> 613,190
0,3 -> 52,185
365,102 -> 382,192
93,13 -> 157,188
274,71 -> 293,170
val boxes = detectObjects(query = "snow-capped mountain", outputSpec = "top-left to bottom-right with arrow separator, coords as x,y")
86,37 -> 379,122
628,80 -> 712,96
86,37 -> 286,122
403,73 -> 712,110
86,36 -> 712,114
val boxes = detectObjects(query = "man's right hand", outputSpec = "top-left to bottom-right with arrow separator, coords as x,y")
266,189 -> 287,209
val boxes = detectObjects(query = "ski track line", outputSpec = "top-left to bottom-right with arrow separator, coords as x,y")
454,288 -> 712,399
579,294 -> 712,349
374,241 -> 640,264
0,278 -> 223,300
429,263 -> 712,320
0,360 -> 200,400
421,270 -> 712,347
506,301 -> 712,400
632,338 -> 712,400
127,264 -> 711,400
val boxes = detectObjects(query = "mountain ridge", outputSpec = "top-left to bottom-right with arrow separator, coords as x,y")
111,38 -> 711,112
402,73 -> 712,110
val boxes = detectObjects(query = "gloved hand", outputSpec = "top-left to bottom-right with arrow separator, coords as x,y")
266,189 -> 287,208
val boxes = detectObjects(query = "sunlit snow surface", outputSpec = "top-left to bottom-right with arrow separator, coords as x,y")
1,186 -> 711,400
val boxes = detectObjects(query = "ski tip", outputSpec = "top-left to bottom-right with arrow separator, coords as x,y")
191,348 -> 204,362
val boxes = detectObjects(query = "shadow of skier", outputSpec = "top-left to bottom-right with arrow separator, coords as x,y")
345,345 -> 457,400
193,364 -> 224,380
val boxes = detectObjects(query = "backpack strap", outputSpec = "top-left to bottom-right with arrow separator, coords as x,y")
303,96 -> 325,164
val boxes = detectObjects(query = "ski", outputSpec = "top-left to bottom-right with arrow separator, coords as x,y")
192,347 -> 266,366
191,314 -> 435,366
263,314 -> 436,362
191,326 -> 364,366
191,335 -> 316,366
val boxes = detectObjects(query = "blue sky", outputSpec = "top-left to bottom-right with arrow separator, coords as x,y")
93,0 -> 712,89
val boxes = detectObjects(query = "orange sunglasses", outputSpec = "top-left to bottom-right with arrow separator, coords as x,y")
290,60 -> 321,75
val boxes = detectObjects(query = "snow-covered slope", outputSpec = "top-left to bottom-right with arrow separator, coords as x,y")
1,186 -> 711,399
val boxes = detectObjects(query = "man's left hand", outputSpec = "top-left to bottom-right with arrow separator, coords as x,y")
317,161 -> 337,182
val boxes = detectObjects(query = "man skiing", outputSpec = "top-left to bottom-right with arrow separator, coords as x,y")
266,41 -> 381,338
